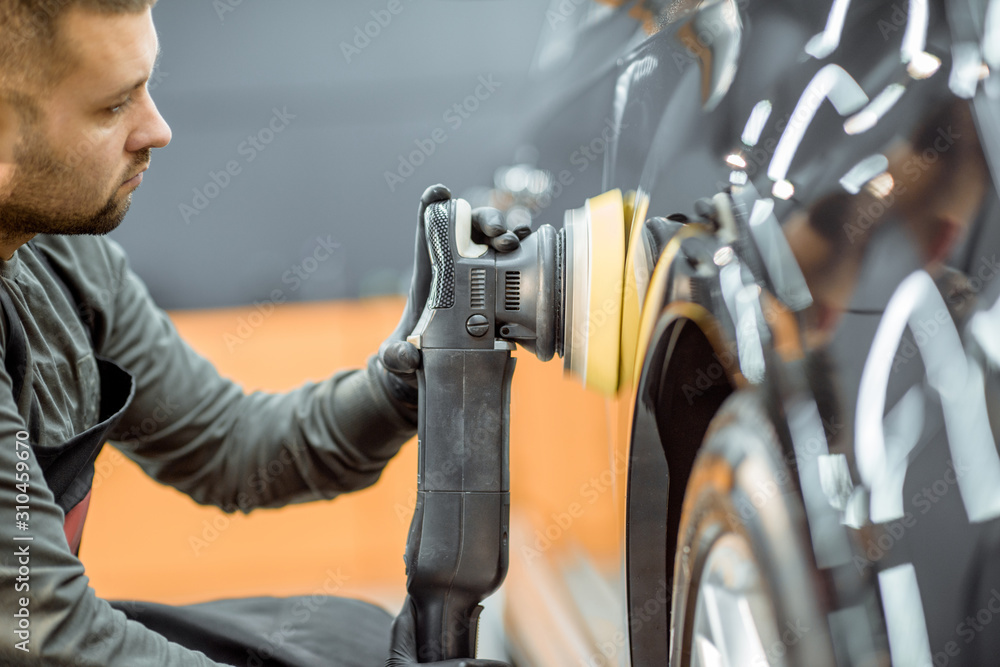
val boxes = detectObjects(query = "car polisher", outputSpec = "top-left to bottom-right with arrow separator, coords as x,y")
402,190 -> 625,661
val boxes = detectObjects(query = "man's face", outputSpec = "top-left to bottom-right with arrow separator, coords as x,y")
0,6 -> 171,237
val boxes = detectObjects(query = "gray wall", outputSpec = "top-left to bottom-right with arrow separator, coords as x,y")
112,1 -> 548,309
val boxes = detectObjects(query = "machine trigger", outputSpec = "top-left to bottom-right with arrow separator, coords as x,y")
455,198 -> 488,259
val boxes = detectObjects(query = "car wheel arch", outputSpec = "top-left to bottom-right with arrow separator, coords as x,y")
625,309 -> 737,665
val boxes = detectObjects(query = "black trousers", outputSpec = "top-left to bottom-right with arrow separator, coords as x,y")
110,596 -> 393,667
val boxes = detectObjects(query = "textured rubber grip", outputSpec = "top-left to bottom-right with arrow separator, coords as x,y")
406,347 -> 514,661
425,202 -> 456,309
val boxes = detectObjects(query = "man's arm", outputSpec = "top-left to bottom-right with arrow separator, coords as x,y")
40,234 -> 415,512
0,364 -> 233,666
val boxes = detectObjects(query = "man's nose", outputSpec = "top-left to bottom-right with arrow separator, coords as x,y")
126,94 -> 172,153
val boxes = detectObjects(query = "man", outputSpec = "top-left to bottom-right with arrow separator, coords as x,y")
0,1 -> 518,665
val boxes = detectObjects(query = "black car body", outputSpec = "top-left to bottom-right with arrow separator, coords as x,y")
493,1 -> 1000,665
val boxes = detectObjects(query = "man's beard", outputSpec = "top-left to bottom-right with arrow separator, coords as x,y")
0,127 -> 149,238
0,188 -> 128,237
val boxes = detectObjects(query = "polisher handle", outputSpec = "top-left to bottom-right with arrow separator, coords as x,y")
403,199 -> 514,661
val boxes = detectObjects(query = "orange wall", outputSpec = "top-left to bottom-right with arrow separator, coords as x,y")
81,297 -> 615,607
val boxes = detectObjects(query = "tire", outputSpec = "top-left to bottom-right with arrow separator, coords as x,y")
668,390 -> 838,667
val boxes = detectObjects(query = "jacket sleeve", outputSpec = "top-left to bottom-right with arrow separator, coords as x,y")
0,362 -> 232,666
93,238 -> 416,512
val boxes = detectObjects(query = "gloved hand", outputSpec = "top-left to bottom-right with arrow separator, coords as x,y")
386,597 -> 510,667
377,184 -> 530,414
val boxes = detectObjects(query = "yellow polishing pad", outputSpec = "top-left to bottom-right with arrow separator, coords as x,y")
582,189 -> 626,396
566,205 -> 590,381
619,189 -> 650,391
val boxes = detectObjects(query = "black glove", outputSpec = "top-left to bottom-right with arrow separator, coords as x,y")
386,597 -> 510,667
377,184 -> 530,414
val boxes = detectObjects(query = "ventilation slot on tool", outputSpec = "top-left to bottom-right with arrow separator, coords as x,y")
470,268 -> 486,309
505,271 -> 520,311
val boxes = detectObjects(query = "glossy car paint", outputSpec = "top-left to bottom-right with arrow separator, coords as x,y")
502,1 -> 1000,665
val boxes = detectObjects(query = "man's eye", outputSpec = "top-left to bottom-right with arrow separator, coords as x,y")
108,97 -> 132,114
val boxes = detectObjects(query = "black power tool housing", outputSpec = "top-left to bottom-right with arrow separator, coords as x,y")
403,197 -> 564,661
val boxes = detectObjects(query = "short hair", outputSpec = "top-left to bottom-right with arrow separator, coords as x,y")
0,0 -> 155,95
